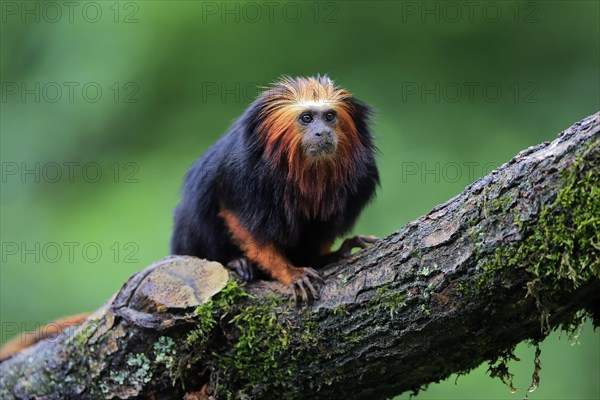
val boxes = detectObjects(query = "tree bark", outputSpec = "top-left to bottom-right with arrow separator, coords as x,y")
1,112 -> 599,400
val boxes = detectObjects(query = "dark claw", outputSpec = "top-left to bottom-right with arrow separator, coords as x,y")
226,257 -> 255,281
303,277 -> 319,299
294,281 -> 308,302
304,267 -> 325,283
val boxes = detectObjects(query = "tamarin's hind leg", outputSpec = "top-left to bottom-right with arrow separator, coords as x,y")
315,235 -> 379,267
227,257 -> 256,281
219,208 -> 322,301
336,235 -> 379,258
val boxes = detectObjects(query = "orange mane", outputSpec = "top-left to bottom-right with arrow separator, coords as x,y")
257,76 -> 366,218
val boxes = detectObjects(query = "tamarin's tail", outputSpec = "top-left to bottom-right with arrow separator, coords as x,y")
0,312 -> 90,361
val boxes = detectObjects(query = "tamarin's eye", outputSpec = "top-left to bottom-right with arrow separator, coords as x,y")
300,113 -> 313,123
325,111 -> 336,122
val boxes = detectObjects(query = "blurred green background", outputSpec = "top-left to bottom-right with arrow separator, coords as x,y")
1,1 -> 598,398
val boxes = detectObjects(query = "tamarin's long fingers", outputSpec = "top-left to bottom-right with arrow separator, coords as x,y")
293,281 -> 308,302
292,276 -> 319,302
352,235 -> 379,248
303,277 -> 319,299
290,268 -> 322,302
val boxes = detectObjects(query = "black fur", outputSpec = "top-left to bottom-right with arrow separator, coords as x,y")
170,95 -> 379,268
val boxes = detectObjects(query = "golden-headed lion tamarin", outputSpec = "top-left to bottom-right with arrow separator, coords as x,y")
171,75 -> 380,300
0,75 -> 379,361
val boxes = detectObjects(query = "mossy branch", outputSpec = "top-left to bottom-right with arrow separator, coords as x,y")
1,113 -> 599,400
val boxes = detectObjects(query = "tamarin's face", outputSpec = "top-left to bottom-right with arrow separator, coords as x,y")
252,75 -> 373,215
256,76 -> 363,167
296,103 -> 339,158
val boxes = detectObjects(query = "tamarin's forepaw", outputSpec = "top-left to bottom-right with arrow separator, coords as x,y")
227,257 -> 256,281
291,267 -> 323,303
338,235 -> 379,258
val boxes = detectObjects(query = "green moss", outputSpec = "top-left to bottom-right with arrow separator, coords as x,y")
473,142 -> 599,389
487,348 -> 520,393
214,296 -> 298,398
60,318 -> 104,394
71,318 -> 101,347
186,301 -> 217,347
183,280 -> 322,397
333,305 -> 347,316
371,284 -> 406,319
490,194 -> 514,214
298,316 -> 320,348
186,280 -> 248,347
457,280 -> 476,297
477,142 -> 599,321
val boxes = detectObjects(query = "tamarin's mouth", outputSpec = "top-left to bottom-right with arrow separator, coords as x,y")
305,140 -> 337,157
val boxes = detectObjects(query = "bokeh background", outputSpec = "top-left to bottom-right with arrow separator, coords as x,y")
1,1 -> 598,398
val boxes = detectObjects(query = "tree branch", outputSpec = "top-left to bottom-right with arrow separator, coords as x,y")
1,112 -> 599,400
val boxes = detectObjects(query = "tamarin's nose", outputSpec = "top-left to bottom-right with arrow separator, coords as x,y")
316,131 -> 332,138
